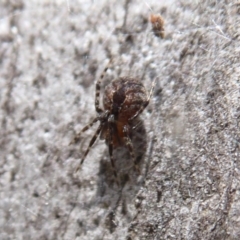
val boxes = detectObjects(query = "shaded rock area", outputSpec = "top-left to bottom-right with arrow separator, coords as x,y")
0,0 -> 239,239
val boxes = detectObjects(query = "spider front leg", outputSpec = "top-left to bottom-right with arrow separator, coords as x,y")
69,117 -> 99,145
123,125 -> 140,174
75,122 -> 102,172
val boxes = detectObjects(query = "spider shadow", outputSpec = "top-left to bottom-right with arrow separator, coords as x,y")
95,117 -> 148,233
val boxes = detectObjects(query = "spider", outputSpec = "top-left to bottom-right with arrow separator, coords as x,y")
71,59 -> 155,184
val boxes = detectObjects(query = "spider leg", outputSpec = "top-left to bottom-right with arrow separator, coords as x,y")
129,77 -> 156,122
75,122 -> 102,172
132,119 -> 143,130
123,125 -> 140,174
108,115 -> 120,186
95,59 -> 112,113
69,117 -> 99,145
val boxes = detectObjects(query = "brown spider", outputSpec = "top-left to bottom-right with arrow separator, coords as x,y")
71,60 -> 155,183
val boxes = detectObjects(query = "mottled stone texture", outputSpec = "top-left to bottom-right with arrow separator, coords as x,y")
0,0 -> 239,239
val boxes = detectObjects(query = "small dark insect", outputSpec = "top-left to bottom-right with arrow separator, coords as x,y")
71,60 -> 155,184
150,13 -> 165,39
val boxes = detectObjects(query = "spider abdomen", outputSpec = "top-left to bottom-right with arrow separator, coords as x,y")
103,77 -> 148,122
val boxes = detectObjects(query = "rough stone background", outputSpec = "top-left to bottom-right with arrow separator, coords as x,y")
0,0 -> 239,239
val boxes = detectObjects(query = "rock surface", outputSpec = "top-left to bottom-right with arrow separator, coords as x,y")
0,0 -> 239,239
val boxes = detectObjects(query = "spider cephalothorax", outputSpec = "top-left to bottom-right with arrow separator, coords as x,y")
71,60 -> 155,183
